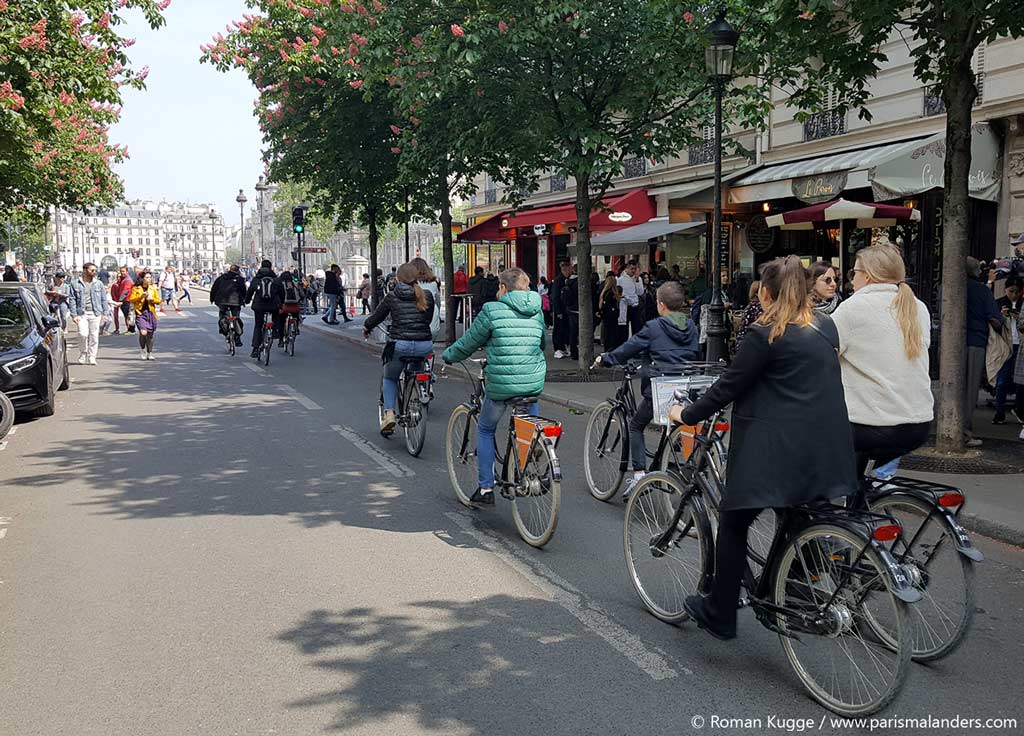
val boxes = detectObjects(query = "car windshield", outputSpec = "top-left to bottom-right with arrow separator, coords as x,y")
0,294 -> 30,329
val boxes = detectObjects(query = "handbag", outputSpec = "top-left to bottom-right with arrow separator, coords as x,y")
985,324 -> 1012,385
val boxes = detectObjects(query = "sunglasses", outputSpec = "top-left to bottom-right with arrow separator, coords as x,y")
818,276 -> 837,285
846,269 -> 864,281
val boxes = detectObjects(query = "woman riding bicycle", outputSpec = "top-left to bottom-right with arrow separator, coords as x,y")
673,256 -> 858,640
364,262 -> 435,436
830,243 -> 932,502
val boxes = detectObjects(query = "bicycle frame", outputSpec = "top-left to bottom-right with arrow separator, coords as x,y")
496,407 -> 562,497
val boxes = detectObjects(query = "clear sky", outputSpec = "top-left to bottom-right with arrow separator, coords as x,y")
111,1 -> 262,226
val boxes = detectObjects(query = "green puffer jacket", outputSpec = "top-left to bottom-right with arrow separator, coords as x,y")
442,289 -> 547,401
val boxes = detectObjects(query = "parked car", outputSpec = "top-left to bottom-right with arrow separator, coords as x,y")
0,283 -> 69,417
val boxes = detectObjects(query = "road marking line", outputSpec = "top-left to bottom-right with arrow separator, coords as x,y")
0,441 -> 7,452
330,424 -> 414,477
7,426 -> 17,436
0,528 -> 6,540
243,362 -> 267,376
276,384 -> 323,410
444,511 -> 684,681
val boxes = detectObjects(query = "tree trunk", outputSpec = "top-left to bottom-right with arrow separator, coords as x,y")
439,174 -> 456,346
574,176 -> 595,370
368,206 -> 380,310
935,61 -> 978,453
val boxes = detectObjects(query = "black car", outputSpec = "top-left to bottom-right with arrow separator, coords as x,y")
0,283 -> 69,416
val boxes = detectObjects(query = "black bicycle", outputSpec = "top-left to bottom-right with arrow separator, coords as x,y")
444,358 -> 562,548
624,390 -> 920,716
378,354 -> 433,456
256,314 -> 274,366
282,311 -> 300,357
223,313 -> 240,356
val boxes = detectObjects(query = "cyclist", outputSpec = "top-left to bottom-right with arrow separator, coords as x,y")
672,257 -> 857,640
244,259 -> 283,358
442,267 -> 546,505
275,270 -> 304,347
210,264 -> 247,347
363,262 -> 435,436
592,280 -> 699,496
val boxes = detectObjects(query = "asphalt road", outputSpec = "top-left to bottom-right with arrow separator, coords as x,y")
1,308 -> 1022,736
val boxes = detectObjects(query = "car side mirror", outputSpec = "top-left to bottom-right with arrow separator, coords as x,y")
41,316 -> 60,331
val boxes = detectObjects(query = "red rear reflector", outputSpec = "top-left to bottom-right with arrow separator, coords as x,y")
416,373 -> 431,381
426,354 -> 434,360
873,524 -> 901,542
714,422 -> 730,432
938,492 -> 964,507
542,425 -> 562,438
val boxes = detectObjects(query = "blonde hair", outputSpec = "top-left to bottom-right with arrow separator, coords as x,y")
855,244 -> 923,360
396,262 -> 429,312
756,257 -> 813,343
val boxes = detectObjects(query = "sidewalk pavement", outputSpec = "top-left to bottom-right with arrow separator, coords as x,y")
200,286 -> 1024,547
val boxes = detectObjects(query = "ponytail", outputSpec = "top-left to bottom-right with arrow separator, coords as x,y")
855,244 -> 924,360
893,282 -> 923,360
396,262 -> 428,311
756,256 -> 813,343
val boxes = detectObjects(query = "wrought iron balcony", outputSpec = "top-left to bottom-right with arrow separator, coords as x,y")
484,188 -> 497,205
923,86 -> 946,117
803,109 -> 846,141
688,139 -> 716,165
550,174 -> 567,192
622,157 -> 647,179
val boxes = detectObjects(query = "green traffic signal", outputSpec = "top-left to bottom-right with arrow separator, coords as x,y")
293,224 -> 304,233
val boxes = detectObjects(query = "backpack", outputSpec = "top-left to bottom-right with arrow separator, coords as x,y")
256,276 -> 274,302
283,280 -> 300,305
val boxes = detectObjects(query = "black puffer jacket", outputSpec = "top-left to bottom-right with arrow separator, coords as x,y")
364,282 -> 434,341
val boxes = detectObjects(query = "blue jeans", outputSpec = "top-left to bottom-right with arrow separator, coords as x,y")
382,340 -> 433,410
995,344 -> 1022,413
872,457 -> 902,480
160,287 -> 174,306
477,394 -> 539,489
324,293 -> 338,321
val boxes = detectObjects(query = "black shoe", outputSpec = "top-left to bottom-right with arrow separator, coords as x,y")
250,349 -> 260,358
328,320 -> 341,325
277,340 -> 285,347
469,487 -> 495,506
683,595 -> 736,641
235,337 -> 243,346
1012,408 -> 1024,425
321,315 -> 328,323
993,411 -> 1006,425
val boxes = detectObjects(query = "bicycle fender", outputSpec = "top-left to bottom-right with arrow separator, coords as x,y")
875,488 -> 984,563
689,478 -> 717,597
872,541 -> 922,604
543,439 -> 562,481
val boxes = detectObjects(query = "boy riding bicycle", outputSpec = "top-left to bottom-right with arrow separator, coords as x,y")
593,280 -> 699,495
442,267 -> 546,505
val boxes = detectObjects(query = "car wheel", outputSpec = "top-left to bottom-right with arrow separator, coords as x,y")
33,364 -> 56,418
58,351 -> 70,391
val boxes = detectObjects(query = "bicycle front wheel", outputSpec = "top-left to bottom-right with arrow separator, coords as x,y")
446,404 -> 478,507
509,440 -> 560,548
288,325 -> 296,356
403,377 -> 428,457
623,471 -> 708,623
772,524 -> 912,716
583,401 -> 626,501
868,493 -> 975,661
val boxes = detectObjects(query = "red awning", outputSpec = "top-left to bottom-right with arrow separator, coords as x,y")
766,198 -> 922,230
457,211 -> 511,242
504,188 -> 654,232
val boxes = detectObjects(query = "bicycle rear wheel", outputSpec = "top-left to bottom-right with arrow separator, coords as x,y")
583,401 -> 626,501
403,376 -> 427,457
0,390 -> 14,440
509,440 -> 560,547
623,471 -> 708,623
772,524 -> 912,716
227,333 -> 235,356
868,494 -> 975,661
446,404 -> 478,507
288,322 -> 296,356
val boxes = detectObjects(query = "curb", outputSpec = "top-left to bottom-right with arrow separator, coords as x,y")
958,512 -> 1024,548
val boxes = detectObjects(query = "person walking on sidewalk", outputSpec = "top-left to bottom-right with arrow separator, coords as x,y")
210,264 -> 247,347
550,261 -> 571,358
110,266 -> 135,335
322,264 -> 344,325
993,276 -> 1023,425
244,260 -> 283,358
129,271 -> 161,360
964,257 -> 1004,445
617,261 -> 644,337
453,265 -> 468,323
358,273 -> 371,315
68,262 -> 110,365
159,266 -> 177,314
179,272 -> 193,306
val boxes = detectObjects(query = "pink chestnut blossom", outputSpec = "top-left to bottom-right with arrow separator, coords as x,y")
451,24 -> 465,37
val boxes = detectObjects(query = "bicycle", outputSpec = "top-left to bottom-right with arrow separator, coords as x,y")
282,312 -> 300,357
863,475 -> 983,662
222,313 -> 240,356
256,314 -> 274,366
444,358 -> 562,548
378,354 -> 433,456
583,362 -> 721,502
623,389 -> 921,716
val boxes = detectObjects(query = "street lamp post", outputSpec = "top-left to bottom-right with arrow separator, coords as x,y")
255,176 -> 270,265
191,222 -> 200,273
236,189 -> 248,266
704,9 -> 739,365
210,212 -> 219,271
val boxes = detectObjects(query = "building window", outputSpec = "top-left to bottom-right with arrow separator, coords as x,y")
103,237 -> 108,244
146,248 -> 151,255
127,238 -> 132,245
622,157 -> 647,179
484,188 -> 497,204
155,249 -> 160,255
155,238 -> 160,245
972,41 -> 986,107
923,85 -> 945,117
116,238 -> 121,245
550,174 -> 567,192
146,238 -> 151,245
688,126 -> 716,165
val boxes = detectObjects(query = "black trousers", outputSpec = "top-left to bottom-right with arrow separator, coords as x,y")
706,507 -> 765,635
552,312 -> 569,351
627,395 -> 655,471
850,421 -> 930,507
627,304 -> 644,336
567,311 -> 580,360
252,309 -> 278,347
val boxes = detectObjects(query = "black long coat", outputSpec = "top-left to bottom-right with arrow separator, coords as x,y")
682,315 -> 857,511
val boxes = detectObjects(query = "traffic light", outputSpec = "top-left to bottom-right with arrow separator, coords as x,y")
292,206 -> 305,234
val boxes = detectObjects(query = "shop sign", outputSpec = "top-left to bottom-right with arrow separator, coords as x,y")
608,211 -> 633,223
745,215 -> 775,254
537,238 -> 548,281
792,172 -> 848,203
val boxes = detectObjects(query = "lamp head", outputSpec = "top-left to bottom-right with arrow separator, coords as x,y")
705,10 -> 739,80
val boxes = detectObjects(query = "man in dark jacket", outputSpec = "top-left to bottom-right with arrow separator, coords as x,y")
244,260 -> 284,357
467,266 -> 487,316
550,260 -> 572,358
322,264 -> 342,324
994,276 -> 1023,424
595,281 -> 700,496
563,266 -> 580,360
210,264 -> 247,346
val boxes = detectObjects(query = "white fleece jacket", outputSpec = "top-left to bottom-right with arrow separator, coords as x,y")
830,283 -> 934,426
